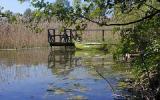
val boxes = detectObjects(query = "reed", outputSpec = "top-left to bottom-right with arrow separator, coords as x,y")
0,20 -> 61,49
0,19 -> 120,49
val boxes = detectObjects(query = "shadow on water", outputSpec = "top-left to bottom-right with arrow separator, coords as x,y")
0,48 -> 132,100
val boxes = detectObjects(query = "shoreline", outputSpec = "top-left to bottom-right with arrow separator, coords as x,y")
0,46 -> 49,51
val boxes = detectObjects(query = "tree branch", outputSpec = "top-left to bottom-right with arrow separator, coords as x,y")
144,3 -> 159,11
78,10 -> 160,26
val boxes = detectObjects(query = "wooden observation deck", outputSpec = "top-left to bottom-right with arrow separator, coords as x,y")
48,29 -> 75,47
48,28 -> 117,49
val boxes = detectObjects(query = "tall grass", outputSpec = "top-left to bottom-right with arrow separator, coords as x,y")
0,19 -> 63,49
0,19 -> 120,49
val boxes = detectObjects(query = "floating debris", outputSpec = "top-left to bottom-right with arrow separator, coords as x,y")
47,85 -> 73,95
54,88 -> 66,94
72,83 -> 89,93
68,95 -> 88,100
112,94 -> 126,100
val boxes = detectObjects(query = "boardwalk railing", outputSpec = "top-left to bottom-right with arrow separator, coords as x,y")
48,29 -> 75,47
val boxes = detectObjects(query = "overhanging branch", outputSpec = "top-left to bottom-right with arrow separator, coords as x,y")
144,3 -> 159,11
78,10 -> 160,26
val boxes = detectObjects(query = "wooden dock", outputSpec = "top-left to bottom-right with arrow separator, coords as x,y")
48,29 -> 75,47
48,28 -> 117,48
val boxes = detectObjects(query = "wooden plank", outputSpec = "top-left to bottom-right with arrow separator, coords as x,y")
84,42 -> 103,45
50,42 -> 75,46
84,42 -> 117,45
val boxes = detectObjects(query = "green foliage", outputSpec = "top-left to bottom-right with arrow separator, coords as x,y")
112,14 -> 160,99
73,0 -> 81,10
0,10 -> 17,23
18,0 -> 160,29
4,10 -> 13,17
118,15 -> 159,57
54,0 -> 70,8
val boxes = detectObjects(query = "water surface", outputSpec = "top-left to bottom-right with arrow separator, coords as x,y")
0,48 -> 130,100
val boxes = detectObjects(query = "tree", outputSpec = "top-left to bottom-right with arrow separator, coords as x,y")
23,8 -> 34,23
18,0 -> 160,27
115,15 -> 160,99
3,10 -> 17,23
0,6 -> 4,14
4,10 -> 13,17
73,0 -> 80,9
23,8 -> 32,17
54,0 -> 70,8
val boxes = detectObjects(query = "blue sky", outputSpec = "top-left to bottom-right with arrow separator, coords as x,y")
0,0 -> 62,14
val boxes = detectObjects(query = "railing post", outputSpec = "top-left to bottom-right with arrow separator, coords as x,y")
60,32 -> 62,43
102,30 -> 105,42
53,29 -> 55,42
48,29 -> 50,43
64,29 -> 67,43
70,29 -> 72,43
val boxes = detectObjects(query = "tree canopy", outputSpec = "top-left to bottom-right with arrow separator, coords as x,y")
18,0 -> 160,27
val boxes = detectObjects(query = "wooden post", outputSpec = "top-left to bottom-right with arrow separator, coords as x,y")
53,29 -> 55,42
102,30 -> 105,42
70,29 -> 72,43
48,29 -> 49,43
60,32 -> 62,43
64,29 -> 67,43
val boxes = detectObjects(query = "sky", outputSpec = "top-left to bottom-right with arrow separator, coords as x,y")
0,0 -> 59,14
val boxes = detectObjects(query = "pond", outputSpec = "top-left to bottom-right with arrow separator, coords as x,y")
0,48 -> 131,100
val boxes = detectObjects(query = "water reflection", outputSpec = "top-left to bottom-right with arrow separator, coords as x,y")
0,48 -> 130,100
0,49 -> 49,84
48,50 -> 114,77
